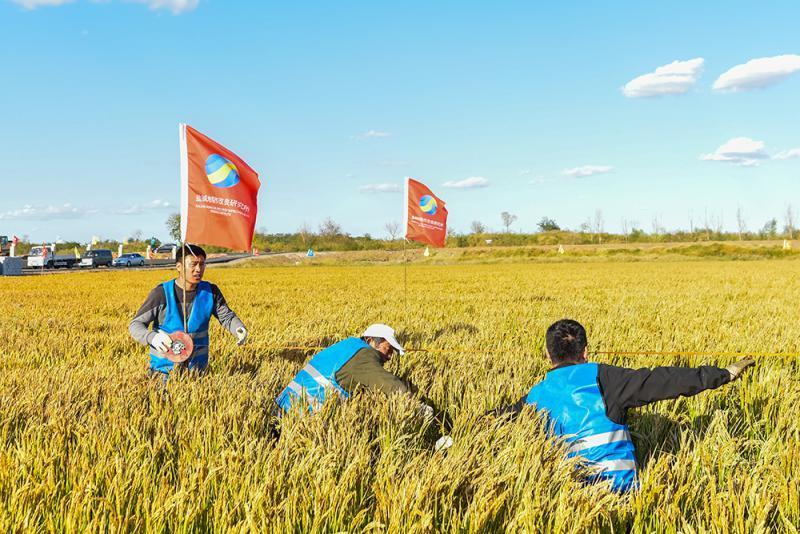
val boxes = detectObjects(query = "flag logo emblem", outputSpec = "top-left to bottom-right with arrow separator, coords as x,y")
205,154 -> 240,188
419,194 -> 437,215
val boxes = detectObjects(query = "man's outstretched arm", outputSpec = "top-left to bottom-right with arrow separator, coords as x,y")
598,361 -> 753,425
210,285 -> 246,342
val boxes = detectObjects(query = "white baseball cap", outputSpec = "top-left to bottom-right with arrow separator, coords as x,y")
362,323 -> 405,355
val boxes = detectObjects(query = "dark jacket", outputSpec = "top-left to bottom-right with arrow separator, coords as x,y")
335,347 -> 411,395
492,362 -> 732,425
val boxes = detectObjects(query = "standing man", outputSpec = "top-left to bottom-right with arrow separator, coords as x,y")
489,319 -> 754,493
129,244 -> 248,379
275,324 -> 452,447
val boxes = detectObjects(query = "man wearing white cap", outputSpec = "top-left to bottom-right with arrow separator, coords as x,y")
274,324 -> 449,443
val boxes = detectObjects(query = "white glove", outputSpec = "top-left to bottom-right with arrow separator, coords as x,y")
151,331 -> 171,353
726,358 -> 755,381
418,403 -> 435,423
435,435 -> 453,452
235,326 -> 248,346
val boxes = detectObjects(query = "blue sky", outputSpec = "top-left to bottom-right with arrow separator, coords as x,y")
1,0 -> 798,243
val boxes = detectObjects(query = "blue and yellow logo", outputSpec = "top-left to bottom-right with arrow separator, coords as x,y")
419,194 -> 437,215
205,154 -> 240,188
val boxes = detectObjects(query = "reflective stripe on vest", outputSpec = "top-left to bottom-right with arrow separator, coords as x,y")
275,337 -> 370,414
148,279 -> 214,373
302,363 -> 339,393
526,362 -> 638,493
567,429 -> 632,454
592,459 -> 637,473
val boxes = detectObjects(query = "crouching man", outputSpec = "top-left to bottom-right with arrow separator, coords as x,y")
489,319 -> 754,492
128,244 -> 248,380
275,323 -> 452,449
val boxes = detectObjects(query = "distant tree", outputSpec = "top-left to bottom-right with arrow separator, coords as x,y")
736,205 -> 746,241
384,221 -> 401,240
128,229 -> 143,243
579,221 -> 591,234
500,212 -> 518,233
594,210 -> 604,243
761,218 -> 778,239
629,227 -> 646,241
319,218 -> 343,238
298,223 -> 312,245
537,217 -> 560,232
784,205 -> 795,239
651,214 -> 668,238
712,211 -> 724,235
166,213 -> 181,242
621,219 -> 629,243
470,220 -> 487,234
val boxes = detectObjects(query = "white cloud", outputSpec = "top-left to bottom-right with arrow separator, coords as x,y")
442,176 -> 489,189
622,58 -> 704,98
713,54 -> 800,91
358,183 -> 401,194
701,137 -> 769,166
11,0 -> 74,8
0,203 -> 89,220
115,199 -> 173,215
130,0 -> 199,14
528,176 -> 547,184
562,165 -> 614,178
357,130 -> 391,139
775,148 -> 800,160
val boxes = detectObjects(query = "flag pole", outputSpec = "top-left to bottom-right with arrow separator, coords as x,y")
402,177 -> 409,326
403,238 -> 408,318
180,241 -> 188,333
178,124 -> 189,335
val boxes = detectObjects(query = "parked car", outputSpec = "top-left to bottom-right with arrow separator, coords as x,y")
155,243 -> 176,254
80,249 -> 113,268
113,253 -> 146,267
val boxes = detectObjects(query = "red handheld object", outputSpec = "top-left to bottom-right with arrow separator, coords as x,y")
159,331 -> 194,363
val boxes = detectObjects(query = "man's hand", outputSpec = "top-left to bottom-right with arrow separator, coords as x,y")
726,358 -> 755,381
151,331 -> 171,353
235,326 -> 248,346
435,435 -> 453,452
418,403 -> 435,424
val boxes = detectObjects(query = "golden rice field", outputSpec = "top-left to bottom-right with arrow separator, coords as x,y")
2,259 -> 799,532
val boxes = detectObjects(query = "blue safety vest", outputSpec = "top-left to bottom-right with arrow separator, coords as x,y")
526,362 -> 638,493
275,337 -> 370,413
148,279 -> 214,374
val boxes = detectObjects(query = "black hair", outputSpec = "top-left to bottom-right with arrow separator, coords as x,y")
545,319 -> 587,362
176,244 -> 207,263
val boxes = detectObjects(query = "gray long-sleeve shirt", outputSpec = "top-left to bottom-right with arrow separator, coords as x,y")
128,280 -> 245,347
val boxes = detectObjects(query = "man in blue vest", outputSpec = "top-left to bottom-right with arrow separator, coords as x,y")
128,244 -> 248,380
275,323 -> 453,448
489,319 -> 754,492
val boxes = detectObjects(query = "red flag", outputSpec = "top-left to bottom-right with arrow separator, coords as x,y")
404,177 -> 448,247
179,124 -> 261,251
